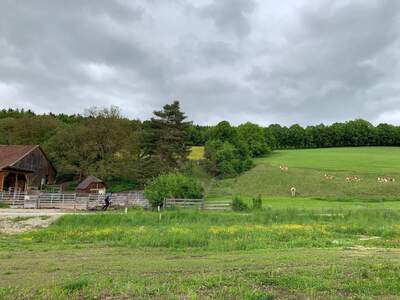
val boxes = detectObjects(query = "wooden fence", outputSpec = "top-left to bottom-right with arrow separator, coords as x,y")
164,198 -> 204,209
0,191 -> 149,210
203,200 -> 232,211
164,198 -> 232,211
0,193 -> 233,211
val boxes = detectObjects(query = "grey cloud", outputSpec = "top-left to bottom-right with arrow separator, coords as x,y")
200,0 -> 256,38
0,0 -> 400,125
199,41 -> 241,65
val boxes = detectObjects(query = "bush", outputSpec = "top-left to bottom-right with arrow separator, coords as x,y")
252,195 -> 262,210
144,173 -> 204,207
232,196 -> 248,211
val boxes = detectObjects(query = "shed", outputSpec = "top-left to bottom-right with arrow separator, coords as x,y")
0,145 -> 56,192
76,176 -> 106,194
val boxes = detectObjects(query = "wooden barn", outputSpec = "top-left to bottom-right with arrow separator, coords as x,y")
0,145 -> 56,192
76,176 -> 106,194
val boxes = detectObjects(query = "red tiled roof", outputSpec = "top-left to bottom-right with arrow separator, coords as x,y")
0,145 -> 39,170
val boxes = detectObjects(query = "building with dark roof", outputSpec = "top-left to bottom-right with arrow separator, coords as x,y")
75,175 -> 106,194
0,145 -> 56,192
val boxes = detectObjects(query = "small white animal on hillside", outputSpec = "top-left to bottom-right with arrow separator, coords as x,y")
324,174 -> 334,180
279,165 -> 289,172
290,187 -> 296,197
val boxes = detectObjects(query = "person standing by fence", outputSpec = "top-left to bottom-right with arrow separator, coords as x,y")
102,192 -> 112,210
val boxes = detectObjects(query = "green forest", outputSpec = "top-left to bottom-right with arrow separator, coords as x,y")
2,102 -> 400,191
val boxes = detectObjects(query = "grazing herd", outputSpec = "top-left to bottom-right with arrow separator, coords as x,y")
279,165 -> 396,196
345,176 -> 361,182
377,177 -> 395,183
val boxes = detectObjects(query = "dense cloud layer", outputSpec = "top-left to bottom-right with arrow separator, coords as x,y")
1,0 -> 400,125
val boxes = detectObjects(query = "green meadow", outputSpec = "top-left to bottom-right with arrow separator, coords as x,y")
208,147 -> 400,200
2,209 -> 400,299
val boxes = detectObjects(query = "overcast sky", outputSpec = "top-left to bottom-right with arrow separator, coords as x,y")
1,0 -> 400,126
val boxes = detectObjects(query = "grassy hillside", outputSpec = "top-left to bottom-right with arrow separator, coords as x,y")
208,147 -> 400,200
256,147 -> 400,173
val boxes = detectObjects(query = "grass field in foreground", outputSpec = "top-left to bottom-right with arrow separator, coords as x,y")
208,147 -> 400,200
2,247 -> 400,299
1,209 -> 400,298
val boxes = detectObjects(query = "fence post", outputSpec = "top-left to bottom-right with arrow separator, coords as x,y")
201,198 -> 205,211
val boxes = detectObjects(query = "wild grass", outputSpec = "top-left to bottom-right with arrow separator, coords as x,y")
5,209 -> 399,251
2,247 -> 400,299
2,209 -> 400,299
2,208 -> 400,298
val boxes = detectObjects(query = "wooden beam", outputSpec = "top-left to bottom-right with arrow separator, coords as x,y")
0,171 -> 6,192
15,173 -> 18,192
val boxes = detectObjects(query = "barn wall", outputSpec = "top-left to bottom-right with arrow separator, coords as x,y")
13,148 -> 56,188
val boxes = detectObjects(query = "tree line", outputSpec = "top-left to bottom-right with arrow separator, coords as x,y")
1,106 -> 400,187
186,119 -> 400,149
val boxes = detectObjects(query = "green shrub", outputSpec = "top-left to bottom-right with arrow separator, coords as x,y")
144,173 -> 204,207
204,139 -> 253,178
232,196 -> 248,211
252,195 -> 262,210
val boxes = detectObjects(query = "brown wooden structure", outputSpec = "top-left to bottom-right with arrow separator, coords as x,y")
75,176 -> 106,194
0,145 -> 56,192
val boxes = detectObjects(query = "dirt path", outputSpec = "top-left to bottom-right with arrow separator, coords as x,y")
0,209 -> 70,234
0,208 -> 69,217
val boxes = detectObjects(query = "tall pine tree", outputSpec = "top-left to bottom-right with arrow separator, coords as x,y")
141,101 -> 191,178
